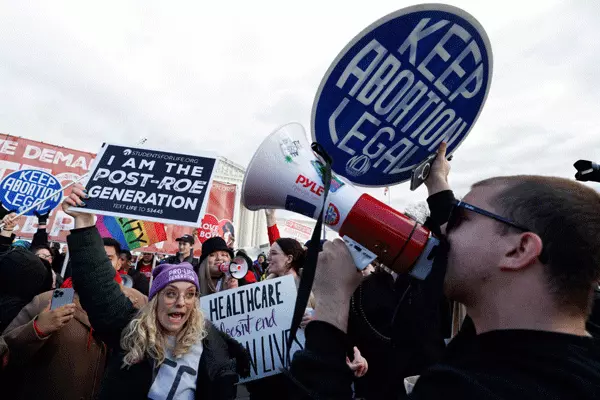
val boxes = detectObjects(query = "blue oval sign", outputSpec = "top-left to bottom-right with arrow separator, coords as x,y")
312,4 -> 493,186
0,169 -> 62,216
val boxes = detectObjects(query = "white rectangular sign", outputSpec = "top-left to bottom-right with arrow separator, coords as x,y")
200,275 -> 305,382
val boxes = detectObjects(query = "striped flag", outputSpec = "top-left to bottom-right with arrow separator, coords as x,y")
96,215 -> 167,250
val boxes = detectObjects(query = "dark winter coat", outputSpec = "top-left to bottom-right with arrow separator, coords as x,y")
68,226 -> 249,400
165,252 -> 199,269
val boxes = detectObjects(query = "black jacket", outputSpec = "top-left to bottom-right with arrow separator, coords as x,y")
348,270 -> 450,399
68,226 -> 247,400
289,190 -> 600,399
165,252 -> 199,268
30,227 -> 48,248
0,233 -> 15,253
127,267 -> 149,296
290,321 -> 600,399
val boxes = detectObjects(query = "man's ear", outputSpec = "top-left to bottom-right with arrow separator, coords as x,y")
500,232 -> 544,271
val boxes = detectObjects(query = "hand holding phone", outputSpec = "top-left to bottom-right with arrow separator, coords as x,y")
410,153 -> 438,191
50,288 -> 75,310
37,289 -> 76,335
411,142 -> 452,192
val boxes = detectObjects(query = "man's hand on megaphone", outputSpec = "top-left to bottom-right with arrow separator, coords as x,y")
62,184 -> 95,229
313,239 -> 363,334
424,142 -> 451,196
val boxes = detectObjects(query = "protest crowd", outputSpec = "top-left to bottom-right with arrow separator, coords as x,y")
0,139 -> 598,400
1,5 -> 600,400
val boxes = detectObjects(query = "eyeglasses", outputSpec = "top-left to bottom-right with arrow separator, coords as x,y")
447,200 -> 550,263
162,289 -> 199,304
38,253 -> 53,260
447,200 -> 530,233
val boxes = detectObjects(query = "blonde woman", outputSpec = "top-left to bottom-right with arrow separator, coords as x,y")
196,236 -> 238,296
62,185 -> 249,399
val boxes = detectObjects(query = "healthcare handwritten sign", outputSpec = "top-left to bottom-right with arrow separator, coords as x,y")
200,276 -> 305,382
312,4 -> 493,186
75,144 -> 217,227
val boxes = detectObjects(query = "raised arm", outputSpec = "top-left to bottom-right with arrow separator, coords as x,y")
30,211 -> 50,248
265,209 -> 280,245
424,142 -> 455,229
0,213 -> 17,253
63,185 -> 137,348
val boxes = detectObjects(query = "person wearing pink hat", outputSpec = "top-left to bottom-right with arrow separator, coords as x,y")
61,185 -> 250,399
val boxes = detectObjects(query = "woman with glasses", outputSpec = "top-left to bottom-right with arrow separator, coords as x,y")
61,186 -> 249,399
30,244 -> 63,289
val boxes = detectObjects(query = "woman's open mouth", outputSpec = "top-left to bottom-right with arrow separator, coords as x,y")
168,312 -> 185,322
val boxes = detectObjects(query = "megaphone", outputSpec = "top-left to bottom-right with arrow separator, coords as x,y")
242,123 -> 438,279
219,257 -> 249,280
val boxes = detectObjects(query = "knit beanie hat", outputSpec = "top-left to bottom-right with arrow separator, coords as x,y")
149,262 -> 199,301
11,240 -> 31,249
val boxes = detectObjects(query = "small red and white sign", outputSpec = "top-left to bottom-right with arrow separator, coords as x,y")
197,214 -> 221,243
282,219 -> 313,243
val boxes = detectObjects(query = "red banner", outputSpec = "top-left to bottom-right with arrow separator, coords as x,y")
197,181 -> 237,246
0,134 -> 95,242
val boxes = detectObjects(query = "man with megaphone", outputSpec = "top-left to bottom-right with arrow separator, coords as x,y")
285,143 -> 600,399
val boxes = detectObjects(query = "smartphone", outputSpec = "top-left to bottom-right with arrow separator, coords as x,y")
410,153 -> 437,191
50,288 -> 75,310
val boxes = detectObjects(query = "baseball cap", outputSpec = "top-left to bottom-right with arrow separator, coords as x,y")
175,234 -> 195,245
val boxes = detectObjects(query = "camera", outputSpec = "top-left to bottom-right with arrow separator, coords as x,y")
53,290 -> 64,298
574,160 -> 600,183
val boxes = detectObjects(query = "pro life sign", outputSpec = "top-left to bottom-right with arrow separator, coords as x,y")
200,276 -> 305,382
75,144 -> 217,227
312,4 -> 493,186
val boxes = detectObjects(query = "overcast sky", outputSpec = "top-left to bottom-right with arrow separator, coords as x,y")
0,0 -> 598,213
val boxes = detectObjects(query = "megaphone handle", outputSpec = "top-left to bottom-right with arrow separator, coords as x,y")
342,236 -> 377,270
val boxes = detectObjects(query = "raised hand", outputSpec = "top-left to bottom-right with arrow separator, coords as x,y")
424,141 -> 452,195
34,210 -> 50,226
1,213 -> 18,237
61,183 -> 95,229
346,346 -> 368,378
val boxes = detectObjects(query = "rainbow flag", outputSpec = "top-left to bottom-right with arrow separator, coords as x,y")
96,215 -> 167,250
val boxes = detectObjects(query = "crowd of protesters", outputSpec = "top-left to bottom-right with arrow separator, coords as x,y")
0,142 -> 599,399
0,186 -> 337,399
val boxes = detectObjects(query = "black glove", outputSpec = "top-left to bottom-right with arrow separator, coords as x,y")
34,211 -> 50,226
0,201 -> 17,220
